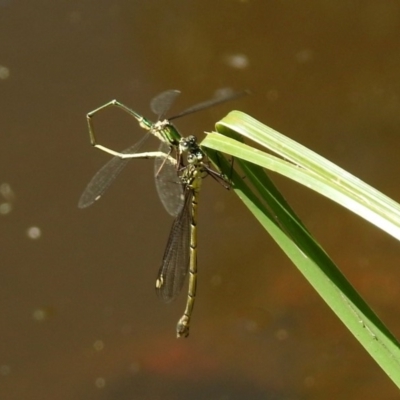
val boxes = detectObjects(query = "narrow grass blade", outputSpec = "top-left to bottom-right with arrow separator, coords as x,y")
201,113 -> 400,388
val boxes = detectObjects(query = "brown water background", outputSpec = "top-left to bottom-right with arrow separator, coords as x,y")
1,1 -> 400,399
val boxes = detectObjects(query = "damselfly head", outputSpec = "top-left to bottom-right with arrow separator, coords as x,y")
179,136 -> 204,162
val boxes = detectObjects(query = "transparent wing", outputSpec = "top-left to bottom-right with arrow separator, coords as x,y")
150,90 -> 181,120
78,133 -> 151,208
156,190 -> 192,303
169,90 -> 249,121
154,141 -> 184,217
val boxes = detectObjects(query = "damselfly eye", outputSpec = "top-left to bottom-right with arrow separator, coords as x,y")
179,139 -> 189,151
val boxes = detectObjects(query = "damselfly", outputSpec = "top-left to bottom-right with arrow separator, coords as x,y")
78,89 -> 245,216
156,135 -> 229,337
